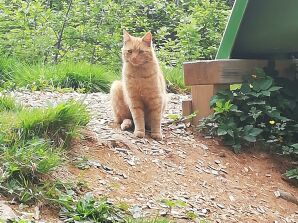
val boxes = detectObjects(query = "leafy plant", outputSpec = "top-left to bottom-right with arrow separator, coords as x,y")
199,69 -> 298,178
160,199 -> 187,215
59,192 -> 124,222
285,168 -> 298,180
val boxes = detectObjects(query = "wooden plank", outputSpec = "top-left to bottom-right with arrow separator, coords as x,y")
274,60 -> 296,80
191,84 -> 229,125
182,100 -> 192,116
183,59 -> 268,86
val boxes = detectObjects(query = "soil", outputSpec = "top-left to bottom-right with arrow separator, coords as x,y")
4,91 -> 298,222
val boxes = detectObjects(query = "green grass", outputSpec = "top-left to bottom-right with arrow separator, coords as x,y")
0,57 -> 117,93
0,56 -> 186,94
162,66 -> 188,93
0,96 -> 90,203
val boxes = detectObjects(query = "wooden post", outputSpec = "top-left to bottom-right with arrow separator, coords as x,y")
191,84 -> 229,125
182,100 -> 192,116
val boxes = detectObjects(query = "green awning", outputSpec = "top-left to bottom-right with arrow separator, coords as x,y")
216,0 -> 298,60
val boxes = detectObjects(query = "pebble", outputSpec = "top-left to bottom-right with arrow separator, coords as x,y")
0,201 -> 17,221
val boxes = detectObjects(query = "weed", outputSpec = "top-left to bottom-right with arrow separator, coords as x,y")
59,192 -> 124,222
285,168 -> 298,180
160,199 -> 187,215
0,57 -> 187,94
167,112 -> 197,124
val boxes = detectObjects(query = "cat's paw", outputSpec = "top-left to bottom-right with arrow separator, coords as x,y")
121,119 -> 133,130
151,132 -> 163,141
134,130 -> 145,138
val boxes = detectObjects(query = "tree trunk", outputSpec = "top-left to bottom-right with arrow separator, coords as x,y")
53,0 -> 73,63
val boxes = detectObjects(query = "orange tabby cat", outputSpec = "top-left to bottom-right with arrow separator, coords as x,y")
110,30 -> 167,140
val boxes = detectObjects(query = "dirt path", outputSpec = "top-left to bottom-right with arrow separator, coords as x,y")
8,91 -> 298,222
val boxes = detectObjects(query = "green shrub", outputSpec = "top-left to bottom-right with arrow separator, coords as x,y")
0,0 -> 230,65
198,69 -> 298,177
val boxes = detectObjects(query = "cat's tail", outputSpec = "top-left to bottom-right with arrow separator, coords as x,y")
110,80 -> 132,128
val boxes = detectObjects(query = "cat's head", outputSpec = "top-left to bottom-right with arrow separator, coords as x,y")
122,30 -> 154,66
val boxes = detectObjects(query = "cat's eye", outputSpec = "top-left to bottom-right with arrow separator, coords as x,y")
127,50 -> 132,54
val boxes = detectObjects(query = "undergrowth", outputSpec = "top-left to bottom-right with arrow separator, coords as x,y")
199,69 -> 298,179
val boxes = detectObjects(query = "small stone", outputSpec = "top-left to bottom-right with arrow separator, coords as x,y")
211,169 -> 219,175
215,160 -> 221,164
217,203 -> 225,209
129,205 -> 142,218
159,210 -> 168,216
228,194 -> 235,202
243,167 -> 249,173
0,201 -> 17,221
99,179 -> 107,185
127,160 -> 136,166
121,173 -> 128,179
219,152 -> 226,157
202,208 -> 208,214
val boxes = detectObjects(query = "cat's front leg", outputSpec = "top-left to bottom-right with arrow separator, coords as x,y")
149,107 -> 163,141
130,103 -> 145,138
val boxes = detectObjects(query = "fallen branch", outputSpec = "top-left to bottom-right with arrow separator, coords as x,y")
274,190 -> 298,205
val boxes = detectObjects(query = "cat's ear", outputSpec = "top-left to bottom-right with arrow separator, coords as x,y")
142,31 -> 152,47
123,30 -> 131,43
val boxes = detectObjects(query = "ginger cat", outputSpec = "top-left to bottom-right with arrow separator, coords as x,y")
110,30 -> 167,140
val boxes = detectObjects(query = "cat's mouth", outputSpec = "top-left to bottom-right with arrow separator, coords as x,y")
129,60 -> 143,66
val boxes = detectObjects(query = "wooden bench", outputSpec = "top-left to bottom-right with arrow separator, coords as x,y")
182,59 -> 296,124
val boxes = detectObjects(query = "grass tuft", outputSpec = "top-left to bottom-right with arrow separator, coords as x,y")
162,66 -> 188,93
0,96 -> 22,112
0,99 -> 89,147
0,96 -> 90,203
0,57 -> 117,93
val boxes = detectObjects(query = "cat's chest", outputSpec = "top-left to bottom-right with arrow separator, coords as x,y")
125,75 -> 157,96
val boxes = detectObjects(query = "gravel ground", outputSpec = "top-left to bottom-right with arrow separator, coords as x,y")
2,90 -> 297,223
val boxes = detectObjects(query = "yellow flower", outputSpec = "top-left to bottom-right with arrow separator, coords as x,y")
269,120 -> 275,125
252,74 -> 257,79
